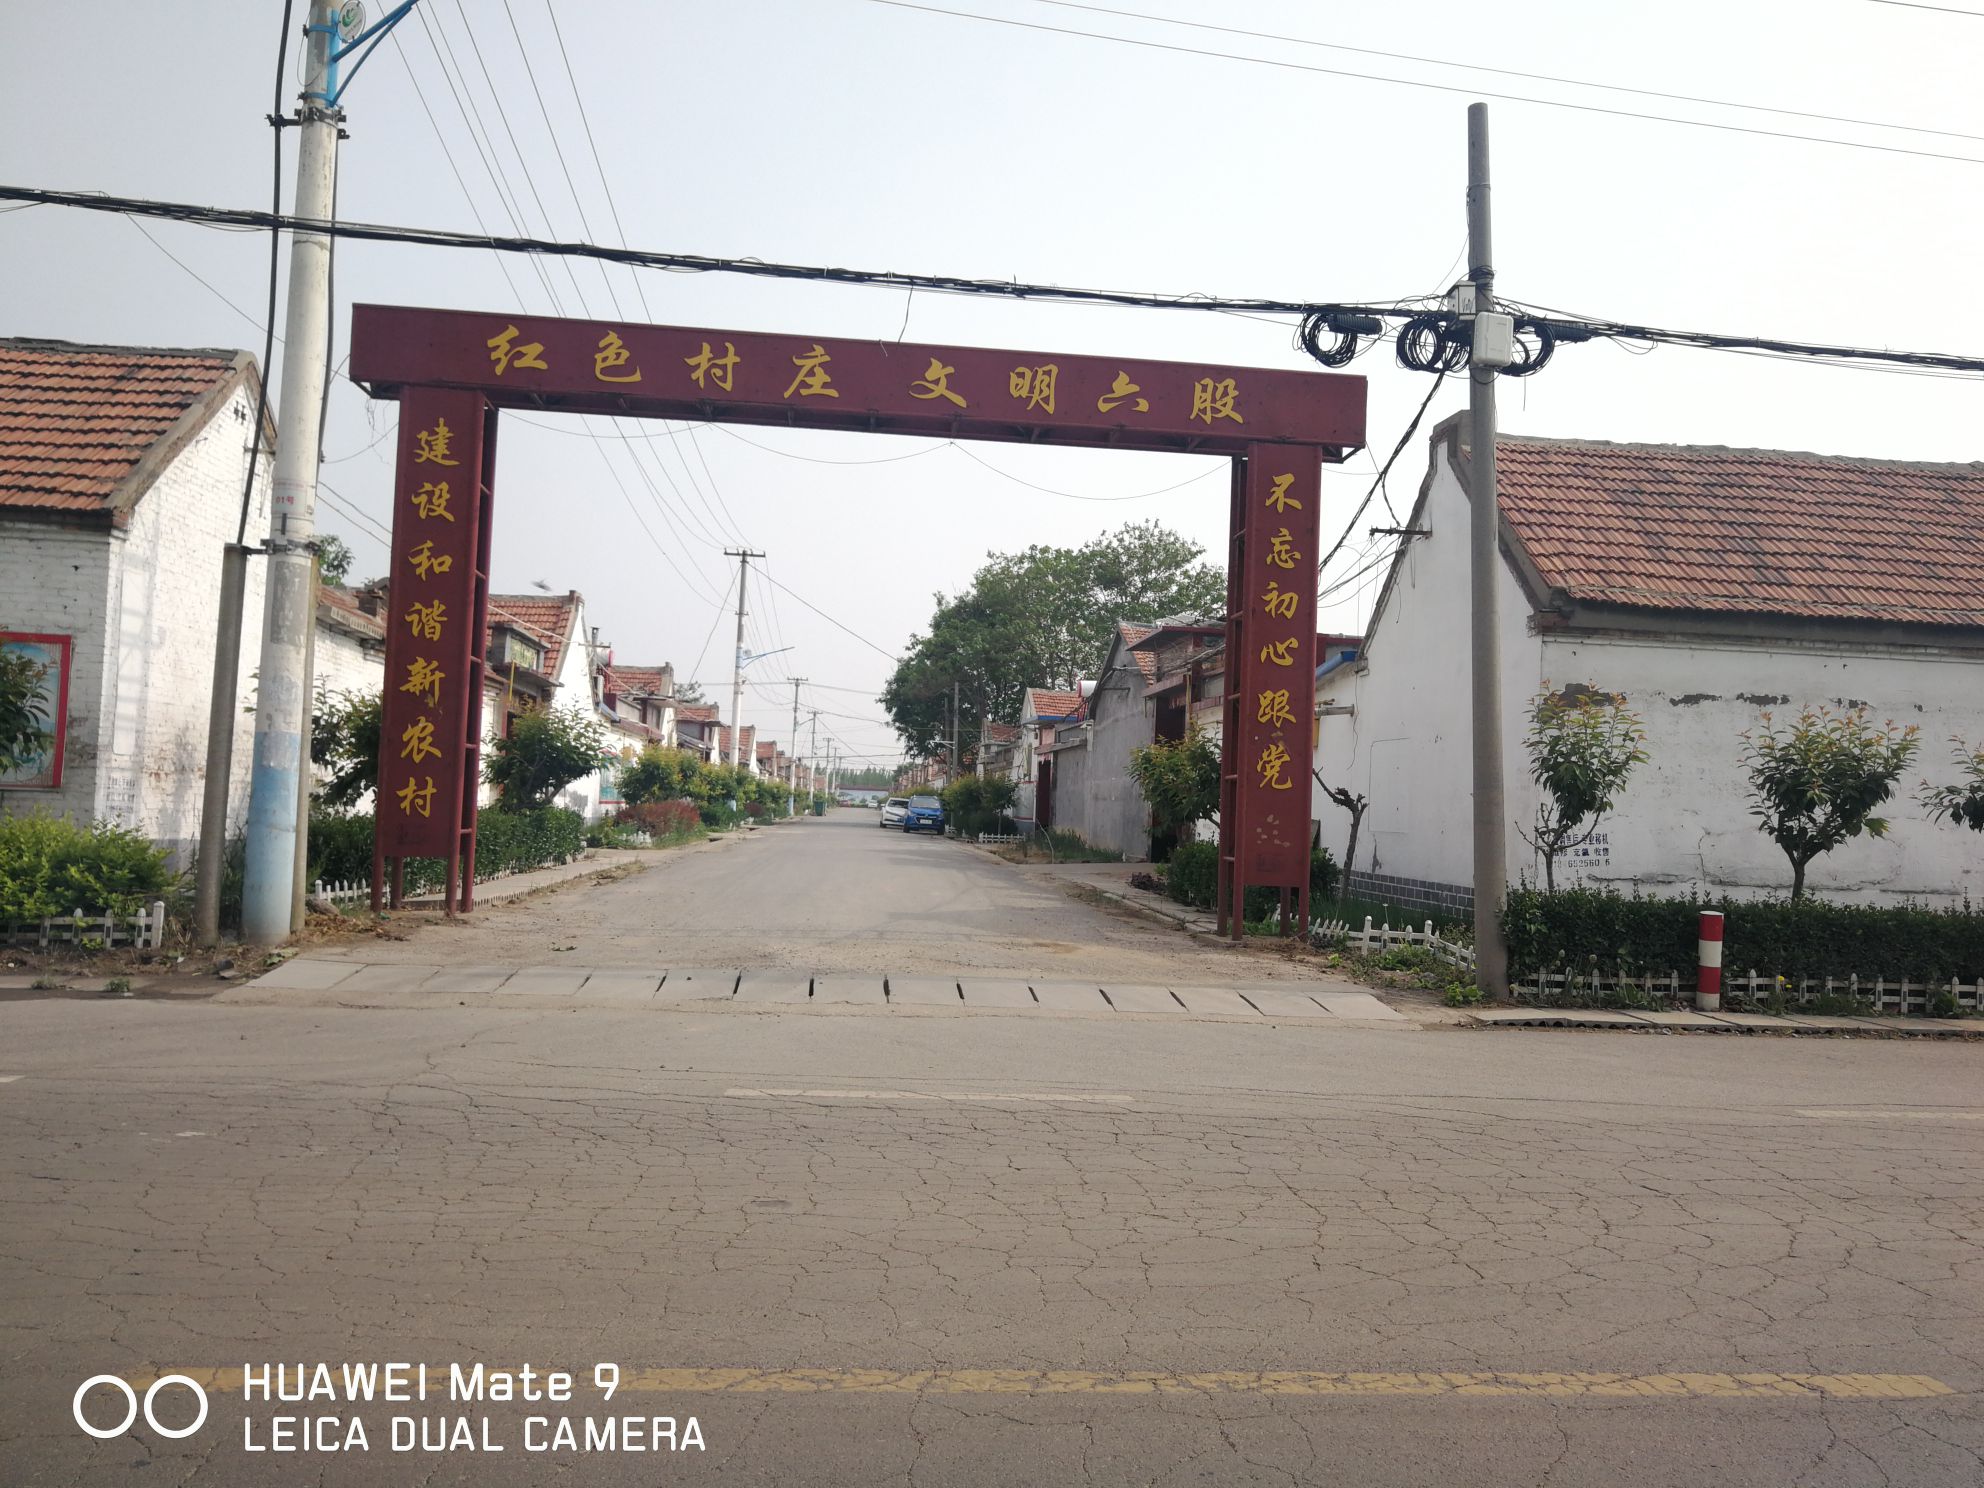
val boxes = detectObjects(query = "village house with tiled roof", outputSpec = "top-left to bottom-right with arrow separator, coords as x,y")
1319,412 -> 1984,913
0,338 -> 274,861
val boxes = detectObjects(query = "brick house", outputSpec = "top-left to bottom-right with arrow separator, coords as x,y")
0,338 -> 273,863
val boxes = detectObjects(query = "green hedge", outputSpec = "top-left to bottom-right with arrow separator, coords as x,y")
1503,887 -> 1984,985
307,806 -> 586,898
0,812 -> 177,921
1166,840 -> 1339,921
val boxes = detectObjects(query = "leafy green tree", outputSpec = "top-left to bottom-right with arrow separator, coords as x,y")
310,687 -> 382,812
882,521 -> 1224,758
1741,707 -> 1920,900
1920,737 -> 1984,832
315,534 -> 354,586
484,704 -> 608,810
1518,686 -> 1650,892
0,650 -> 54,776
1128,728 -> 1221,842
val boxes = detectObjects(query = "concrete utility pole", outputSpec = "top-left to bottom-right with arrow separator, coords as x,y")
808,710 -> 820,801
952,680 -> 961,784
979,710 -> 990,780
724,548 -> 764,770
1466,102 -> 1512,999
240,2 -> 340,945
787,678 -> 805,816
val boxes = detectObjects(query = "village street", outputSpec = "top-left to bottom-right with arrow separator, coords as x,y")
1,813 -> 1980,1485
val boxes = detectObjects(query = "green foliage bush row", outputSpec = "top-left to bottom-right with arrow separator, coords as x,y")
1503,886 -> 1984,984
618,746 -> 796,828
307,806 -> 586,897
0,812 -> 177,922
1165,841 -> 1338,920
942,776 -> 1018,836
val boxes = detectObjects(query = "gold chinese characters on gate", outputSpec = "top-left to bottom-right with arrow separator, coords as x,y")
475,323 -> 1253,424
1253,467 -> 1305,793
394,412 -> 464,820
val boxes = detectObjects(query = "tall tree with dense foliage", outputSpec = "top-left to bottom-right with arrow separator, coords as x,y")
882,521 -> 1223,758
1741,707 -> 1919,900
1518,686 -> 1650,892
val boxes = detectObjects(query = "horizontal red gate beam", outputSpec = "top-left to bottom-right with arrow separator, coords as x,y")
349,304 -> 1366,459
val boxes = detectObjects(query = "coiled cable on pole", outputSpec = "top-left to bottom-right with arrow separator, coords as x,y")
1394,313 -> 1469,373
1502,317 -> 1557,376
1297,308 -> 1381,368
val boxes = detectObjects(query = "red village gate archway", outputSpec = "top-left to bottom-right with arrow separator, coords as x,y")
347,304 -> 1366,936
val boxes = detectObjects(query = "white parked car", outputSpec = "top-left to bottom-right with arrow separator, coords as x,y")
879,797 -> 910,828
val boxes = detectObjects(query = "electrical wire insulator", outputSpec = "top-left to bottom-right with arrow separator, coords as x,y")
1394,313 -> 1468,373
1297,309 -> 1360,368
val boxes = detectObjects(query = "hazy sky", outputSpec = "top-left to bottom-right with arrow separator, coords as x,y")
6,0 -> 1982,767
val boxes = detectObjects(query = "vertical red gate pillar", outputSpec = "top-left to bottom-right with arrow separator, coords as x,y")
1217,445 -> 1322,939
374,388 -> 493,915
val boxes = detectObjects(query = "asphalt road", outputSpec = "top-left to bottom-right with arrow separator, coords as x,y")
316,806 -> 1354,984
3,814 -> 1981,1485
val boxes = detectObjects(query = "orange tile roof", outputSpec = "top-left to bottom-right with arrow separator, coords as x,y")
1117,621 -> 1159,682
317,584 -> 384,642
0,339 -> 248,522
1493,436 -> 1984,629
1026,687 -> 1083,720
486,593 -> 580,676
676,703 -> 719,723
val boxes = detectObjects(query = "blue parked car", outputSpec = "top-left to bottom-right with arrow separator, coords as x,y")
902,794 -> 945,834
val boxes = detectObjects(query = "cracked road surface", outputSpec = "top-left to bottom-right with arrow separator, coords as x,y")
3,816 -> 1981,1484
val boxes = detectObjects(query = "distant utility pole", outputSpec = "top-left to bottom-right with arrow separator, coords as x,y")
979,710 -> 990,780
1466,102 -> 1513,999
787,678 -> 805,815
808,710 -> 820,799
724,548 -> 764,770
952,680 -> 960,784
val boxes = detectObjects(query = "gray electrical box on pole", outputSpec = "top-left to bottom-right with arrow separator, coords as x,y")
240,3 -> 341,944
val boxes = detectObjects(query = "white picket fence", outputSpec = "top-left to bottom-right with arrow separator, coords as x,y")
1312,915 -> 1477,970
976,833 -> 1021,845
0,901 -> 168,952
1514,966 -> 1981,1015
313,879 -> 371,909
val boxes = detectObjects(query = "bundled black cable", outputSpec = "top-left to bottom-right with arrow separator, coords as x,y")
1394,312 -> 1468,373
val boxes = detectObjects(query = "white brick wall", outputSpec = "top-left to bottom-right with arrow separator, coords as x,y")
0,383 -> 270,866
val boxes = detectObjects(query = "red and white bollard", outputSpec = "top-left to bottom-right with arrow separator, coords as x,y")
1696,910 -> 1724,1012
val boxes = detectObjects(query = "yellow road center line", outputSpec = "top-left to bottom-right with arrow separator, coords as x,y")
137,1369 -> 1957,1400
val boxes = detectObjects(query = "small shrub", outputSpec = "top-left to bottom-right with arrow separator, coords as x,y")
0,812 -> 176,922
1167,840 -> 1218,909
1444,983 -> 1486,1007
618,799 -> 701,841
104,976 -> 131,996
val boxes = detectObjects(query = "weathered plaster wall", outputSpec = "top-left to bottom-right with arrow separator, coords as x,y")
2,383 -> 270,866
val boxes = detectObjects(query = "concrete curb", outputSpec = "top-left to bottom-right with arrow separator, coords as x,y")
1466,1007 -> 1984,1038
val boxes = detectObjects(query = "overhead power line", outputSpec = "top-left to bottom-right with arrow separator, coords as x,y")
15,184 -> 1984,378
1029,0 -> 1984,144
862,0 -> 1984,168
